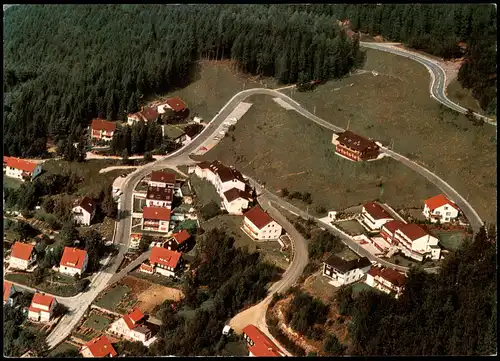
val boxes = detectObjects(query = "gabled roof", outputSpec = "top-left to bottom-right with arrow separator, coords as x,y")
123,308 -> 146,330
424,194 -> 459,211
150,247 -> 181,269
324,255 -> 371,274
11,242 -> 35,261
30,293 -> 55,311
368,266 -> 406,288
397,223 -> 428,241
150,171 -> 176,184
208,161 -> 244,183
143,206 -> 171,221
60,247 -> 87,270
171,229 -> 190,245
4,282 -> 14,302
382,220 -> 405,235
75,196 -> 97,214
223,187 -> 251,203
242,324 -> 284,357
83,335 -> 117,358
3,156 -> 38,173
91,119 -> 116,132
244,205 -> 275,229
336,130 -> 378,152
165,97 -> 186,112
141,107 -> 159,122
196,161 -> 211,169
363,202 -> 393,220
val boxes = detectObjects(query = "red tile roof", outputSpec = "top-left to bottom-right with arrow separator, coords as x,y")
11,242 -> 35,261
4,282 -> 14,302
244,205 -> 275,229
165,97 -> 186,112
141,107 -> 159,122
382,220 -> 405,235
83,335 -> 117,358
150,171 -> 176,184
123,308 -> 146,330
172,229 -> 190,245
368,266 -> 406,287
143,206 -> 171,221
30,293 -> 55,312
91,119 -> 117,132
363,202 -> 393,220
140,263 -> 154,272
3,156 -> 38,173
242,325 -> 284,357
150,247 -> 181,269
337,130 -> 379,152
60,247 -> 88,270
424,194 -> 459,211
398,223 -> 428,241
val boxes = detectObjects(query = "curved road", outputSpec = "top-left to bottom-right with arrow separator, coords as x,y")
45,81 -> 484,348
361,42 -> 495,126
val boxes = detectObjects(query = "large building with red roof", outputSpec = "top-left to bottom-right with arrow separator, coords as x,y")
393,223 -> 441,261
242,205 -> 283,241
157,96 -> 187,114
90,119 -> 117,141
423,194 -> 460,224
59,247 -> 88,276
28,293 -> 57,322
9,242 -> 37,271
360,202 -> 394,231
365,266 -> 407,298
242,324 -> 285,357
109,308 -> 154,344
140,246 -> 183,277
81,335 -> 117,358
3,156 -> 41,182
332,130 -> 380,162
142,206 -> 171,233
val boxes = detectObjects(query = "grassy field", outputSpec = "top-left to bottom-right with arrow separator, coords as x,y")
278,48 -> 496,223
200,94 -> 442,214
431,229 -> 469,251
447,79 -> 487,116
48,342 -> 79,357
335,247 -> 361,262
133,196 -> 146,213
351,281 -> 377,296
189,174 -> 222,207
335,220 -> 366,236
3,176 -> 23,190
94,285 -> 131,311
82,313 -> 112,331
5,272 -> 79,297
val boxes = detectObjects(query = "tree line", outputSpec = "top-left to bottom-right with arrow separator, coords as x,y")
4,4 -> 364,158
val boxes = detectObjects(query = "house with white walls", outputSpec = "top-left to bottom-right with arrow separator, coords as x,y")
90,119 -> 117,141
148,171 -> 176,189
222,187 -> 252,215
3,156 -> 42,182
380,220 -> 407,243
108,308 -> 154,345
365,266 -> 407,298
139,247 -> 182,277
393,223 -> 441,261
127,107 -> 159,125
146,186 -> 173,209
157,97 -> 186,114
59,247 -> 88,276
241,205 -> 282,241
28,293 -> 57,322
4,282 -> 18,306
423,194 -> 460,223
322,255 -> 372,286
72,196 -> 97,226
142,207 -> 171,233
80,335 -> 118,358
359,202 -> 393,231
9,242 -> 36,271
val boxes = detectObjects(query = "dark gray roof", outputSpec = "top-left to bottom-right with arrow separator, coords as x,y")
324,255 -> 371,274
146,186 -> 173,202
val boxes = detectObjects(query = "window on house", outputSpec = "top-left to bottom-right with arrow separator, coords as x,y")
446,212 -> 451,216
435,211 -> 440,215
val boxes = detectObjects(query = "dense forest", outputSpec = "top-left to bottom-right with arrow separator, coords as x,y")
4,4 -> 363,158
321,4 -> 497,114
337,226 -> 496,356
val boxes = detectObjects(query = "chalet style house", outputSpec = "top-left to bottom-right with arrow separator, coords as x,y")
146,186 -> 174,209
9,242 -> 36,271
90,119 -> 116,142
156,96 -> 187,114
148,171 -> 176,188
59,247 -> 88,276
360,202 -> 394,231
194,160 -> 246,194
28,293 -> 57,322
222,187 -> 252,215
332,130 -> 380,161
127,107 -> 159,125
242,324 -> 285,357
139,247 -> 182,277
80,335 -> 118,358
163,229 -> 191,252
109,308 -> 154,345
142,206 -> 171,233
322,255 -> 372,286
242,205 -> 283,241
423,194 -> 460,223
72,196 -> 97,226
365,266 -> 407,299
3,156 -> 42,182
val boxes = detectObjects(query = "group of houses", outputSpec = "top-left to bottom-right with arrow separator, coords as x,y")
3,156 -> 42,182
9,242 -> 89,276
3,282 -> 58,323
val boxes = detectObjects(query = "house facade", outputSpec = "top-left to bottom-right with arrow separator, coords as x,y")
72,196 -> 97,226
242,325 -> 285,357
380,220 -> 406,242
164,229 -> 190,252
332,130 -> 380,161
423,194 -> 460,223
90,119 -> 117,141
9,242 -> 36,271
242,205 -> 282,241
222,188 -> 251,215
140,246 -> 182,277
142,207 -> 171,233
149,171 -> 176,189
365,266 -> 406,298
157,96 -> 187,114
3,156 -> 42,182
209,161 -> 246,194
127,107 -> 159,125
28,293 -> 56,322
360,202 -> 393,231
146,186 -> 173,209
322,255 -> 372,286
393,224 -> 441,261
109,308 -> 153,344
59,247 -> 88,276
81,335 -> 117,358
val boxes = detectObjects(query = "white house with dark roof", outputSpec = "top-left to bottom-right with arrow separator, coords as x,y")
322,255 -> 372,286
222,187 -> 251,215
242,205 -> 282,241
72,196 -> 97,226
423,194 -> 460,224
365,266 -> 407,299
360,202 -> 393,231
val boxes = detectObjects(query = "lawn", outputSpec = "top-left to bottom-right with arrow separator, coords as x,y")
94,285 -> 131,311
3,176 -> 23,190
279,48 -> 496,223
199,94 -> 442,215
133,196 -> 146,213
351,282 -> 377,296
5,272 -> 79,297
162,124 -> 187,139
48,342 -> 79,357
431,229 -> 469,251
447,78 -> 488,116
189,174 -> 222,207
335,220 -> 366,236
335,247 -> 361,262
82,313 -> 112,331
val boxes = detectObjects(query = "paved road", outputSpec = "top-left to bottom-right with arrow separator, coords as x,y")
361,42 -> 495,126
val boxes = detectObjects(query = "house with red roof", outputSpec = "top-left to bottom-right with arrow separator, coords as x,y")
142,206 -> 171,233
360,202 -> 394,231
365,266 -> 407,299
72,196 -> 97,226
140,246 -> 182,277
90,119 -> 117,142
242,205 -> 283,241
242,324 -> 285,357
59,247 -> 88,276
393,223 -> 441,261
9,242 -> 36,271
157,96 -> 187,114
4,281 -> 18,306
28,293 -> 57,322
332,130 -> 380,162
3,156 -> 41,182
109,308 -> 154,344
148,171 -> 177,189
423,194 -> 460,224
127,106 -> 159,126
81,335 -> 117,358
164,229 -> 191,252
